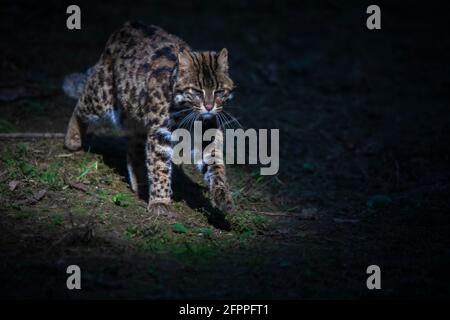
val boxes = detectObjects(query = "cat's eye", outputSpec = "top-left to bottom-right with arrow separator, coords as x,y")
190,88 -> 203,96
214,90 -> 226,97
186,88 -> 203,100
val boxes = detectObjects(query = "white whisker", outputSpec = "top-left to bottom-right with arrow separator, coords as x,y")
221,111 -> 243,129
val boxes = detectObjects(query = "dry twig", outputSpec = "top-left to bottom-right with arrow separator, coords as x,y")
0,133 -> 65,139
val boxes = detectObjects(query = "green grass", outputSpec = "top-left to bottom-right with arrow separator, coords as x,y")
1,146 -> 31,178
229,211 -> 267,234
50,214 -> 64,226
78,160 -> 98,180
172,223 -> 189,234
124,224 -> 140,239
40,162 -> 63,187
198,227 -> 213,238
1,141 -> 272,269
112,192 -> 131,207
1,145 -> 62,188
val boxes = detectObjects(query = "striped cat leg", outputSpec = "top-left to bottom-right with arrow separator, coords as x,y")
199,130 -> 234,213
205,163 -> 234,213
146,128 -> 177,217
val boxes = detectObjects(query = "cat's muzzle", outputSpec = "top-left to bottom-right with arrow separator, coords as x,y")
200,112 -> 218,127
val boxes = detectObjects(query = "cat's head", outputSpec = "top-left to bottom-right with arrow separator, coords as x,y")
174,49 -> 234,118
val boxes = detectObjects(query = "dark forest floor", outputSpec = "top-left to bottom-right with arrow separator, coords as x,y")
0,0 -> 449,299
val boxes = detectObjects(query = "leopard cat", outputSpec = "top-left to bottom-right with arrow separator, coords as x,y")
63,21 -> 235,217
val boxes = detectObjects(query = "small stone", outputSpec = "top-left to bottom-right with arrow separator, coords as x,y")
8,180 -> 19,191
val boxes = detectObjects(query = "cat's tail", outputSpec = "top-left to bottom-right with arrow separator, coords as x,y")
62,66 -> 95,99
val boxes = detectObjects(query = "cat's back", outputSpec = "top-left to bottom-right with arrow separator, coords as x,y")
100,22 -> 189,122
104,21 -> 189,72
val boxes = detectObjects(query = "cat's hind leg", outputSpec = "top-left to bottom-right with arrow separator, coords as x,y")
64,62 -> 115,151
127,133 -> 146,194
65,106 -> 87,151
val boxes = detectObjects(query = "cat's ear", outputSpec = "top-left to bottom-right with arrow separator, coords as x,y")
177,50 -> 192,72
217,48 -> 229,73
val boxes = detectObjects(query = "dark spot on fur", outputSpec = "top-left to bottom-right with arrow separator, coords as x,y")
152,47 -> 177,62
153,91 -> 162,100
139,89 -> 147,100
151,66 -> 173,79
146,117 -> 159,127
140,63 -> 150,73
158,84 -> 171,101
125,38 -> 137,51
138,106 -> 147,119
155,150 -> 171,162
162,118 -> 170,127
98,69 -> 105,83
155,131 -> 171,145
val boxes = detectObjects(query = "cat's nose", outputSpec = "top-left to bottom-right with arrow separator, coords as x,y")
205,103 -> 214,111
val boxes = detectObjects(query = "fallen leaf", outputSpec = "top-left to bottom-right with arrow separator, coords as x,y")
69,182 -> 89,193
33,189 -> 47,201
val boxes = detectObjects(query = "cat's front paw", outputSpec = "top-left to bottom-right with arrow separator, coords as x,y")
147,202 -> 178,219
211,186 -> 235,214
